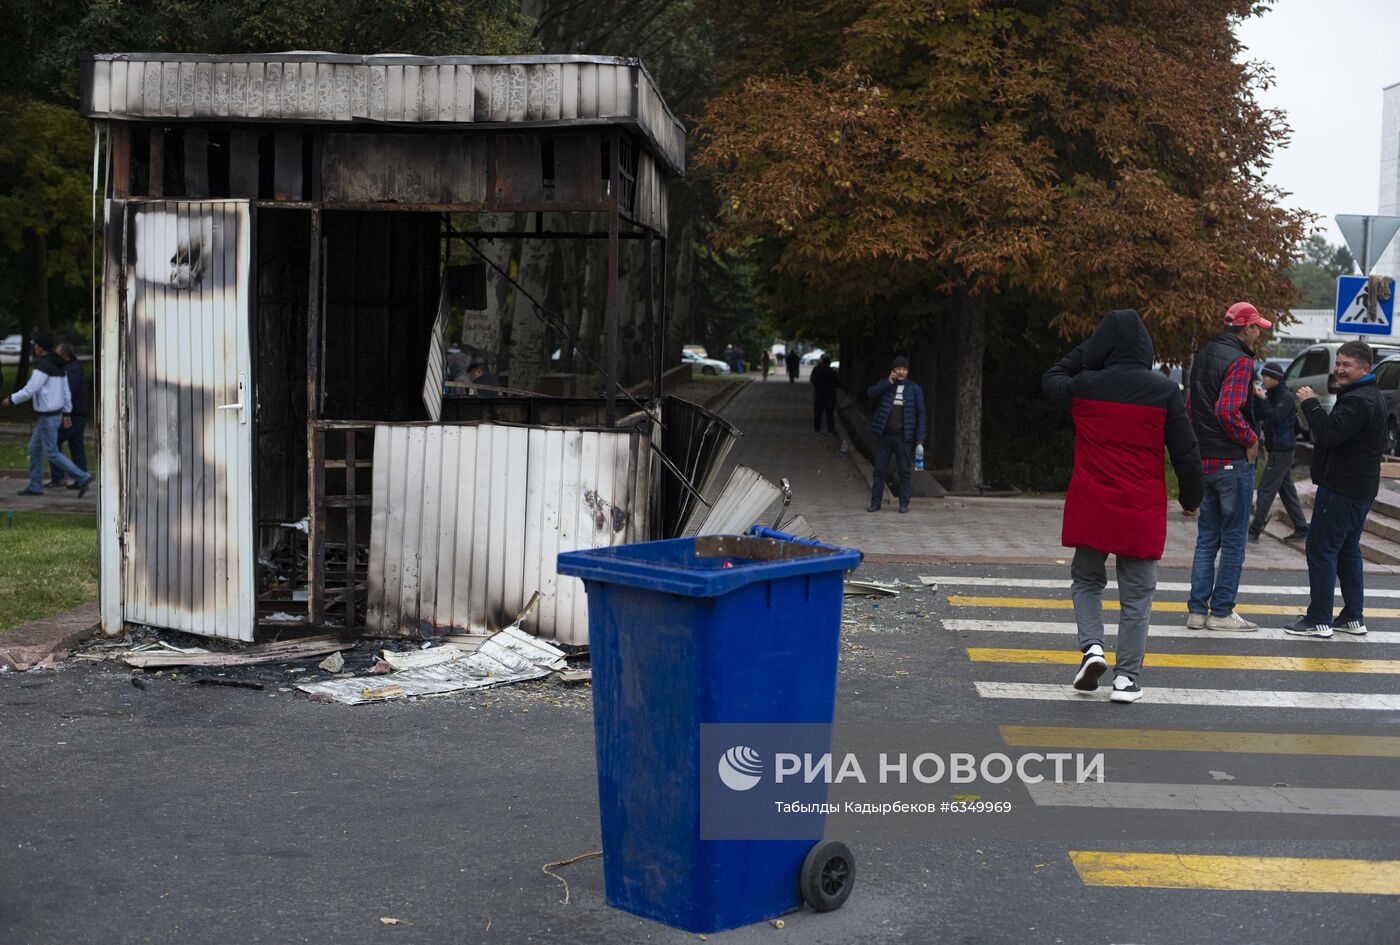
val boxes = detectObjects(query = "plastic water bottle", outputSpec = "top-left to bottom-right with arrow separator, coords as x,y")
914,444 -> 925,471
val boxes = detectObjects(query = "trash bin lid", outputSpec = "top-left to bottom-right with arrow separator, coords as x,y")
557,534 -> 862,598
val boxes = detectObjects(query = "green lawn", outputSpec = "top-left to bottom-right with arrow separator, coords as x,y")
0,433 -> 96,472
0,512 -> 99,632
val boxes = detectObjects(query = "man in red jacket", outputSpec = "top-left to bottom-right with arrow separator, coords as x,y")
1044,310 -> 1203,703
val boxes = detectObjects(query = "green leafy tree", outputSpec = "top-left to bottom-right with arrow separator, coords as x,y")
1288,233 -> 1355,308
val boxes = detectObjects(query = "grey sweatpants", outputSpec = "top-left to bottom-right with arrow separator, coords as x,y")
1071,547 -> 1158,681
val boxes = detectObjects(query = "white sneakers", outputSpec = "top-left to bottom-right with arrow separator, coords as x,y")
1109,675 -> 1142,703
1205,612 -> 1259,632
1185,613 -> 1207,629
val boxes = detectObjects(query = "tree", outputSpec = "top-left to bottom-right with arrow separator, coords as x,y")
697,0 -> 1308,491
1288,233 -> 1354,308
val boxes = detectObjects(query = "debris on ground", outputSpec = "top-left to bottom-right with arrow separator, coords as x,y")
556,669 -> 592,684
843,579 -> 902,597
542,850 -> 602,905
318,652 -> 345,673
297,624 -> 567,705
194,677 -> 265,691
123,635 -> 352,669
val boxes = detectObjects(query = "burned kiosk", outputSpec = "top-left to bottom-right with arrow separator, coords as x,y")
81,52 -> 733,647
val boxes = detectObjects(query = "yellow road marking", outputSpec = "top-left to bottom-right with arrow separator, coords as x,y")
1069,851 -> 1400,894
999,725 -> 1400,757
968,647 -> 1400,674
947,594 -> 1400,619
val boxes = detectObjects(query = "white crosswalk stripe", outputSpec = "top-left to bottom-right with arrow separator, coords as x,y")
973,681 -> 1400,710
944,618 -> 1400,644
923,574 -> 1400,599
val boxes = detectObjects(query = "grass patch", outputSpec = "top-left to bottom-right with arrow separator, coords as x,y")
0,433 -> 96,472
0,512 -> 98,632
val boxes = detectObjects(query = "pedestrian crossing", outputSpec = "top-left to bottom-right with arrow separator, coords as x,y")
929,572 -> 1400,896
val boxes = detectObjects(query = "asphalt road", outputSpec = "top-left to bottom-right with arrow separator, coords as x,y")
2,560 -> 1398,944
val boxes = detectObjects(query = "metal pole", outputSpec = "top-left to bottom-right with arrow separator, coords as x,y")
645,231 -> 658,399
307,208 -> 325,625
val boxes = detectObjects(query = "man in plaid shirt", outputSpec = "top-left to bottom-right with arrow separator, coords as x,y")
1185,302 -> 1270,632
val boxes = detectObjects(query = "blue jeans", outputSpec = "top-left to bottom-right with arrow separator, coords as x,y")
28,414 -> 89,493
1304,486 -> 1372,625
1188,461 -> 1254,617
50,412 -> 88,484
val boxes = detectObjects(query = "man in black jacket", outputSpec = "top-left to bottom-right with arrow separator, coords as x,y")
1248,365 -> 1308,542
810,355 -> 840,434
1285,340 -> 1387,638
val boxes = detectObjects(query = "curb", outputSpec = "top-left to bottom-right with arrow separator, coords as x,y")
0,600 -> 101,671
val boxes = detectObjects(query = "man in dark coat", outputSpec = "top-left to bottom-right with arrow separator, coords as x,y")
1044,310 -> 1202,704
1186,302 -> 1269,632
1248,364 -> 1308,542
49,343 -> 90,487
1285,341 -> 1387,638
809,355 -> 841,434
866,355 -> 926,513
785,347 -> 800,383
467,356 -> 501,397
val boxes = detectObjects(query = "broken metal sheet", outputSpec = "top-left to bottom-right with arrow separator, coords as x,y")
421,278 -> 449,422
296,625 -> 565,704
776,514 -> 818,541
843,580 -> 901,598
123,635 -> 351,669
380,646 -> 463,672
685,465 -> 783,537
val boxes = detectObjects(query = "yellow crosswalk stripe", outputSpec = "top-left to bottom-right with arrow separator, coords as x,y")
968,647 -> 1400,674
999,725 -> 1400,757
948,594 -> 1400,619
1069,851 -> 1400,894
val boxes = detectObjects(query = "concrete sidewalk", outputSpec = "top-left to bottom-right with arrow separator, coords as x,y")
716,374 -> 1317,571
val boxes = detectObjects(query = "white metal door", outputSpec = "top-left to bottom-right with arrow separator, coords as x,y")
122,200 -> 256,641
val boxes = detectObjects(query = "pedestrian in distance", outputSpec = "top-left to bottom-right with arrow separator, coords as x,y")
866,355 -> 926,514
1043,310 -> 1202,703
1,333 -> 93,497
47,343 -> 90,488
1285,341 -> 1386,638
1248,364 -> 1309,542
810,354 -> 841,434
760,348 -> 771,381
466,356 -> 501,397
785,347 -> 800,383
1186,301 -> 1270,632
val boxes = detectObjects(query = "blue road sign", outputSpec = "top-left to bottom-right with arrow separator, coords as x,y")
1335,275 -> 1395,336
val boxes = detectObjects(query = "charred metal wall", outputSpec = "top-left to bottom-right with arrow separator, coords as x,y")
365,422 -> 652,644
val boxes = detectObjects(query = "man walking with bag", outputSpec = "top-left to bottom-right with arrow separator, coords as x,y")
1044,310 -> 1202,703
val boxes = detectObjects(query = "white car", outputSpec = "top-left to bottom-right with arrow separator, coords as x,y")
800,348 -> 826,366
682,349 -> 731,375
0,334 -> 21,356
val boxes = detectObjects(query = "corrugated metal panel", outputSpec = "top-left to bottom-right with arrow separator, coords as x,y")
122,200 -> 255,641
99,199 -> 125,635
687,465 -> 783,537
422,279 -> 448,421
79,53 -> 685,177
367,422 -> 649,644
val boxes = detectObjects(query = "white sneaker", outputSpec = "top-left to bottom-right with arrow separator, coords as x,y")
1109,675 -> 1142,703
1073,645 -> 1108,691
1185,613 -> 1207,629
1206,612 -> 1258,632
1334,621 -> 1368,636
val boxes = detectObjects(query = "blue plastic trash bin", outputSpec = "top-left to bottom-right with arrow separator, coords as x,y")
557,529 -> 862,933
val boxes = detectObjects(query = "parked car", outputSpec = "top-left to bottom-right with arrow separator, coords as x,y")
682,349 -> 731,375
1372,355 -> 1400,456
0,334 -> 21,356
682,344 -> 708,359
800,347 -> 826,366
1284,342 -> 1400,438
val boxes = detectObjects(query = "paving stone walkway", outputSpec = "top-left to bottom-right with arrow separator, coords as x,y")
716,370 -> 1314,570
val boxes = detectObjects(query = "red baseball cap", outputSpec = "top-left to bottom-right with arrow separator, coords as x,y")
1225,301 -> 1271,329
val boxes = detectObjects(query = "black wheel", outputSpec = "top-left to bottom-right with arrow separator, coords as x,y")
702,365 -> 716,375
800,840 -> 855,913
1387,420 -> 1399,459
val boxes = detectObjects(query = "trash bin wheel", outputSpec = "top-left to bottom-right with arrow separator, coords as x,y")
800,840 -> 855,912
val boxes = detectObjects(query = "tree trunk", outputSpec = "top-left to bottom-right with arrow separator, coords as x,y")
951,284 -> 985,493
28,229 -> 50,333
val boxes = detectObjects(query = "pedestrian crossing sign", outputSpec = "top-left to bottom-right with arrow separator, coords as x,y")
1335,274 -> 1395,335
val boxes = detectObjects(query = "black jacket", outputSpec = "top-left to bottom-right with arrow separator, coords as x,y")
809,364 -> 840,403
1260,384 -> 1296,451
1301,374 -> 1386,501
65,358 -> 89,416
1189,331 -> 1257,461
